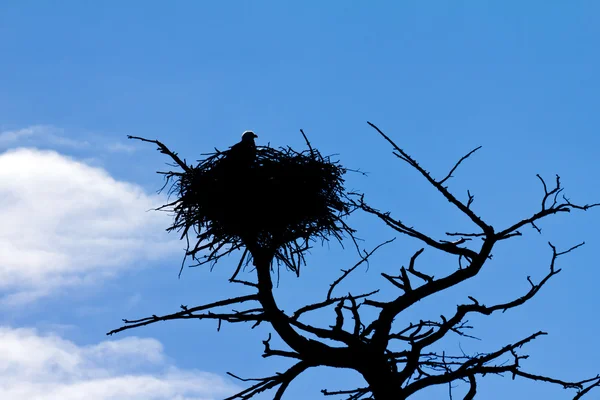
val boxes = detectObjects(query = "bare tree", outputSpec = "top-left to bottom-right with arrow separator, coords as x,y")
109,124 -> 600,399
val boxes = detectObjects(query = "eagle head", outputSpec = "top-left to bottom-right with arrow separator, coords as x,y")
241,131 -> 258,142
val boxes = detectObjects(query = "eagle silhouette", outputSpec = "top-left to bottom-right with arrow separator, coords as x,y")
227,130 -> 258,170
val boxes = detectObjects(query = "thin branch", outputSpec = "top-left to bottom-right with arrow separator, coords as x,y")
322,387 -> 370,399
406,248 -> 431,283
230,247 -> 249,282
300,129 -> 314,154
573,377 -> 600,400
367,121 -> 493,234
356,199 -> 478,259
497,175 -> 600,239
292,291 -> 378,321
128,135 -> 192,173
402,331 -> 545,396
225,361 -> 311,400
327,239 -> 395,300
439,146 -> 482,185
262,333 -> 303,360
107,294 -> 260,335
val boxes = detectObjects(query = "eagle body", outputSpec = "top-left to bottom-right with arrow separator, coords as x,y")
227,130 -> 258,170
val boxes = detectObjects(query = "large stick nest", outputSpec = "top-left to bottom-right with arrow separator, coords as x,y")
133,135 -> 356,274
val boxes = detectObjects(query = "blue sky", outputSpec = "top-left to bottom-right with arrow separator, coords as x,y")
1,2 -> 599,399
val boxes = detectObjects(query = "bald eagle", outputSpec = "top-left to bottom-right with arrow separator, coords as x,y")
227,130 -> 258,170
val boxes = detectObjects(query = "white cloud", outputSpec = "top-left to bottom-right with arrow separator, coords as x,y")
0,125 -> 137,153
0,126 -> 90,149
0,126 -> 37,145
106,142 -> 138,154
0,147 -> 180,304
0,327 -> 238,400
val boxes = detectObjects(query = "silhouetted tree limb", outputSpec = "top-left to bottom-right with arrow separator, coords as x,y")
226,361 -> 312,400
463,375 -> 477,400
107,294 -> 261,335
327,238 -> 395,300
366,121 -> 493,234
128,135 -> 192,173
322,387 -> 370,400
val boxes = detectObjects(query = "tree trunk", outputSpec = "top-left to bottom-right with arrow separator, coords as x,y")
360,359 -> 404,399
